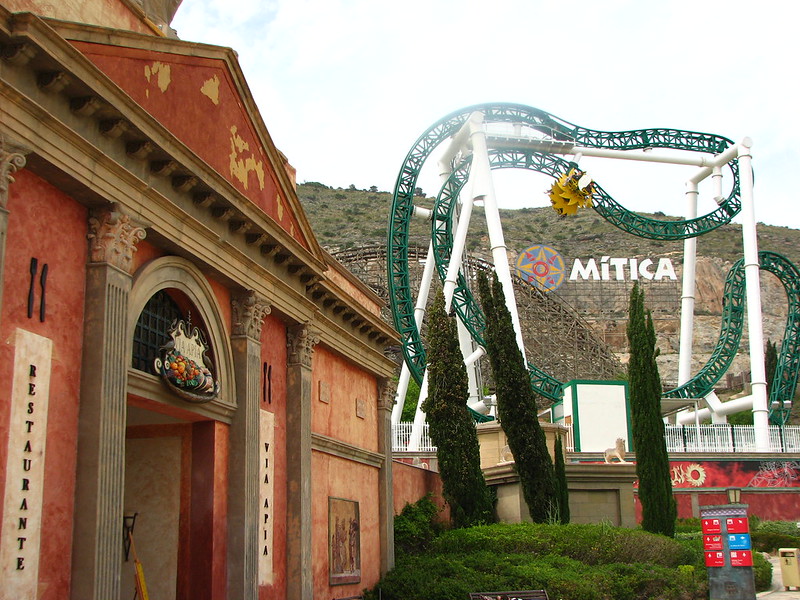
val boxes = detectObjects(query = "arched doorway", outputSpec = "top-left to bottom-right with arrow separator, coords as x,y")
123,257 -> 235,600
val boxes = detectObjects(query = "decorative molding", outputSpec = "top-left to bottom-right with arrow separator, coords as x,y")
87,206 -> 146,272
2,42 -> 37,65
99,118 -> 130,139
311,433 -> 384,468
0,138 -> 28,208
287,324 -> 320,367
231,291 -> 271,340
37,70 -> 71,93
378,379 -> 397,412
126,140 -> 154,160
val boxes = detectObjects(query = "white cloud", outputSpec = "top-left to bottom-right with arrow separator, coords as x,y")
172,0 -> 800,229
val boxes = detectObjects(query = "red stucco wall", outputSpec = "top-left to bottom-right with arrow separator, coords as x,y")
69,41 -> 308,249
311,346 -> 378,453
311,452 -> 380,600
392,460 -> 449,520
0,169 -> 88,600
259,314 -> 287,600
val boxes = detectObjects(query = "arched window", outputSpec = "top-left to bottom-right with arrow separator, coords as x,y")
132,290 -> 183,372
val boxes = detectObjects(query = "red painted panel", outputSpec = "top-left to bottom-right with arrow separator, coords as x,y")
670,459 -> 800,489
704,535 -> 724,551
705,551 -> 725,567
69,41 -> 308,249
729,550 -> 753,567
702,518 -> 723,534
0,170 -> 87,600
726,517 -> 749,534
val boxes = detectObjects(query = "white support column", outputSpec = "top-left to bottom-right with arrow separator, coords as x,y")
407,372 -> 429,451
737,139 -> 769,450
468,112 -> 526,357
397,240 -> 437,428
677,181 -> 699,388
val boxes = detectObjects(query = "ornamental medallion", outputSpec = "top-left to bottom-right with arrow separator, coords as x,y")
515,244 -> 566,292
154,320 -> 219,403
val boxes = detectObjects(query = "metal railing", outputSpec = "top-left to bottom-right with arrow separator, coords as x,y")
392,421 -> 436,452
392,422 -> 800,454
663,424 -> 800,453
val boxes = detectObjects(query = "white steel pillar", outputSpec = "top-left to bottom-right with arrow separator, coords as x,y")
468,112 -> 526,357
738,139 -> 769,450
677,181 -> 699,387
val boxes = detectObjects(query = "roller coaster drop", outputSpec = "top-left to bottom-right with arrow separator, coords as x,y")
387,103 -> 800,452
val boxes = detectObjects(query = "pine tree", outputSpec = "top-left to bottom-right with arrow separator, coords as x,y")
477,272 -> 556,523
422,290 -> 494,527
553,436 -> 570,524
627,283 -> 676,537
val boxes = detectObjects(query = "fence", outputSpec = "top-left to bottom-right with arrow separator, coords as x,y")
663,424 -> 800,453
392,421 -> 436,452
392,422 -> 800,454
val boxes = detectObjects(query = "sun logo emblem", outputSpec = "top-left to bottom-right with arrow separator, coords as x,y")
515,245 -> 566,292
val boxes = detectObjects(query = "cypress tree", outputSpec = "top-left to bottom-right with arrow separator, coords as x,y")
553,436 -> 570,524
627,283 -> 676,537
422,290 -> 494,527
765,338 -> 778,398
477,272 -> 556,523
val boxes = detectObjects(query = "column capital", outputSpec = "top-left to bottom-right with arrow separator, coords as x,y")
378,378 -> 397,412
0,137 -> 29,209
87,205 -> 146,273
231,291 -> 271,340
286,323 -> 320,368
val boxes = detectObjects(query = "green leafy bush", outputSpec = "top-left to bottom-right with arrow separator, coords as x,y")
393,494 -> 444,556
756,520 -> 800,536
751,531 -> 800,553
753,551 -> 773,591
369,522 -> 709,600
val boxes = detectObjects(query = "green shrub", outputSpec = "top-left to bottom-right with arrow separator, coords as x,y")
429,522 -> 690,567
393,494 -> 444,556
756,520 -> 800,536
753,551 -> 773,591
751,531 -> 800,553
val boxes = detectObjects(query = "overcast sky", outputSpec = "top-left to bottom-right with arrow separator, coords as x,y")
172,0 -> 800,233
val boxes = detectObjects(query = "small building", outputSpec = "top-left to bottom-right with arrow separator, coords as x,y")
0,2 -> 399,599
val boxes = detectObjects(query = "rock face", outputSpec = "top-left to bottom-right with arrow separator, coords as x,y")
565,255 -> 789,388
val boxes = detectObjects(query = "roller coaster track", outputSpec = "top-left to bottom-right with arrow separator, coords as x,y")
664,251 -> 800,424
389,103 -> 797,421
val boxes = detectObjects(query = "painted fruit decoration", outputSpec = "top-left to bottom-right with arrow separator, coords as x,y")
155,320 -> 219,403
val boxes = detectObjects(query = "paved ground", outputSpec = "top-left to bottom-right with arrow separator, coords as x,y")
758,556 -> 800,598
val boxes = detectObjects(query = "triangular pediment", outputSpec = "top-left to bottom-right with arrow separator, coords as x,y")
54,21 -> 321,256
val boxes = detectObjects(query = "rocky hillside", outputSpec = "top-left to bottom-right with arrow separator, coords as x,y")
296,182 -> 799,392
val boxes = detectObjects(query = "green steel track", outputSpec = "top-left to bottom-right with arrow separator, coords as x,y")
389,103 -> 797,419
663,251 -> 800,424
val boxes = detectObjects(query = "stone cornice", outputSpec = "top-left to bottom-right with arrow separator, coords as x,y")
311,433 -> 384,469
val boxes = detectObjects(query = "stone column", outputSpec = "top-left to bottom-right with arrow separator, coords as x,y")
0,138 -> 28,315
378,378 -> 396,573
285,324 -> 319,600
71,207 -> 145,600
228,291 -> 271,600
